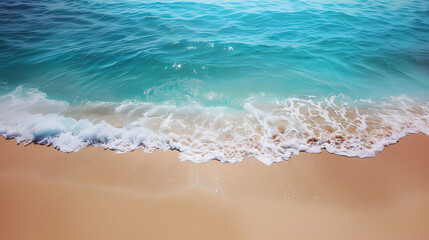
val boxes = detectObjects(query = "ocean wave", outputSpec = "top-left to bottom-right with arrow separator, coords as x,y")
1,0 -> 428,104
1,87 -> 428,165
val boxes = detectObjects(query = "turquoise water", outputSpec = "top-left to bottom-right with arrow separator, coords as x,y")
1,0 -> 429,164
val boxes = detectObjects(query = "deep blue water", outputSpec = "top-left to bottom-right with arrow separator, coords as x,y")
0,0 -> 428,164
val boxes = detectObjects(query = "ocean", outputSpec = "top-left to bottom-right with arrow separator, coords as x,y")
1,0 -> 428,164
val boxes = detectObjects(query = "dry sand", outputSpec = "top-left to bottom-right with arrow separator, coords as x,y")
1,134 -> 429,240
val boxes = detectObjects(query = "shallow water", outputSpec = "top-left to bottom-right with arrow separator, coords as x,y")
1,0 -> 428,164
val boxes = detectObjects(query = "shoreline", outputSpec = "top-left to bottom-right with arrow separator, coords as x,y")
1,134 -> 429,239
2,86 -> 429,165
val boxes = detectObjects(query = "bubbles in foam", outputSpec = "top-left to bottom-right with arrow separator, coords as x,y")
0,87 -> 428,165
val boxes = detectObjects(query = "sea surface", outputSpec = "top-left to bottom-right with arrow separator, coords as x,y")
1,0 -> 428,164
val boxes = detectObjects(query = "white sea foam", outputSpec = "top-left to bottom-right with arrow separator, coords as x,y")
1,87 -> 428,165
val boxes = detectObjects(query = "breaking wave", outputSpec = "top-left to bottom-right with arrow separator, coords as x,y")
1,87 -> 428,165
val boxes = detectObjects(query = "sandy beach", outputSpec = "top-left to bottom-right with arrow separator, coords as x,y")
2,0 -> 429,239
0,134 -> 428,240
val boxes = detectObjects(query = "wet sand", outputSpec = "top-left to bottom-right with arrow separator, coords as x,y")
1,134 -> 429,240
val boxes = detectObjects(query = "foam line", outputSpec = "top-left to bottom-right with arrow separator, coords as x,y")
1,87 -> 428,165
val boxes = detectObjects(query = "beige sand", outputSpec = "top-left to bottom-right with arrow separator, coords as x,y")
1,134 -> 429,240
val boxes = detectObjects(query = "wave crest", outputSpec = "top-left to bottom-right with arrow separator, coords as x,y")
1,87 -> 428,165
